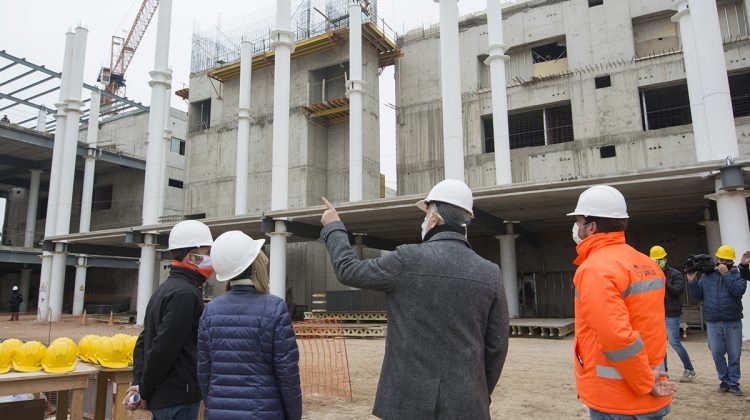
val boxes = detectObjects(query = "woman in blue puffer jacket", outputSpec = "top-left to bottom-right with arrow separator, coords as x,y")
198,231 -> 302,420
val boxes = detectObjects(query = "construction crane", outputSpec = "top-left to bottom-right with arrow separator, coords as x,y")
98,0 -> 159,105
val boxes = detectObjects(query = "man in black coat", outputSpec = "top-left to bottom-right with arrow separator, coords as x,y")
8,285 -> 22,321
649,245 -> 696,383
124,220 -> 214,420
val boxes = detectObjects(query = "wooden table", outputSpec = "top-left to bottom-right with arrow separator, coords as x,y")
92,365 -> 133,420
0,363 -> 98,420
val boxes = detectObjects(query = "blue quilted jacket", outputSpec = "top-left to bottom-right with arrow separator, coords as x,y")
197,285 -> 302,420
688,268 -> 746,322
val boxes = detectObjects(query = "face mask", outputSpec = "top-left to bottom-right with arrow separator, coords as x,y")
572,222 -> 582,245
421,214 -> 432,240
657,259 -> 666,269
191,254 -> 212,269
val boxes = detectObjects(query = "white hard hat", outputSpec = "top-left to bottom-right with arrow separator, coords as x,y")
416,179 -> 474,216
168,220 -> 214,251
12,286 -> 18,291
567,185 -> 629,219
212,231 -> 266,282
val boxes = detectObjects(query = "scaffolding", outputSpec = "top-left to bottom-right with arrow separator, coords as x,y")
190,0 -> 390,74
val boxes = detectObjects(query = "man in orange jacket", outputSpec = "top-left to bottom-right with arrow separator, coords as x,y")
569,185 -> 677,419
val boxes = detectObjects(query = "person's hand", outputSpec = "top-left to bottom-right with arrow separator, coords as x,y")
651,370 -> 678,397
718,263 -> 729,275
122,385 -> 144,411
686,272 -> 697,282
321,197 -> 341,226
741,251 -> 750,266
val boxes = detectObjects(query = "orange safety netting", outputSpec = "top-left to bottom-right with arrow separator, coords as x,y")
293,318 -> 353,401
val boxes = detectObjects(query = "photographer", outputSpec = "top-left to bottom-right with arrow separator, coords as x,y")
687,246 -> 747,396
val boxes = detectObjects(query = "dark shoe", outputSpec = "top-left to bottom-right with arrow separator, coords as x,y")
719,382 -> 731,393
729,385 -> 744,396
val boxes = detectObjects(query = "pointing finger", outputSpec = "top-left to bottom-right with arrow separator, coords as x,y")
321,197 -> 336,211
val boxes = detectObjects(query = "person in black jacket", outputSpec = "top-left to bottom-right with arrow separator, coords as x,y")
649,245 -> 696,383
740,251 -> 750,281
8,285 -> 22,321
124,220 -> 214,420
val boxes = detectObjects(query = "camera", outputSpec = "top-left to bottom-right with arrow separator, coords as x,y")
684,254 -> 716,274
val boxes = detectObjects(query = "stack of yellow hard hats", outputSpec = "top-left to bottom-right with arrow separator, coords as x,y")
13,341 -> 47,372
96,337 -> 130,369
42,339 -> 77,374
0,339 -> 25,373
77,335 -> 99,363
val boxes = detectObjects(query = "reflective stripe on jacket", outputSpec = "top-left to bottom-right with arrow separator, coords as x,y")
573,232 -> 671,415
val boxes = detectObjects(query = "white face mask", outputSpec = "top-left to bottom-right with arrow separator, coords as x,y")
192,254 -> 212,268
421,212 -> 436,240
572,222 -> 582,245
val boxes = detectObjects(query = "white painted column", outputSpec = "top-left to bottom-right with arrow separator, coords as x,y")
19,268 -> 31,313
159,80 -> 172,219
486,0 -> 512,185
36,108 -> 47,132
24,169 -> 41,248
137,0 -> 173,325
50,26 -> 88,321
38,31 -> 74,321
268,220 -> 290,299
347,0 -> 364,202
671,2 -> 711,160
435,0 -> 465,182
698,209 -> 722,256
235,40 -> 253,215
269,0 -> 295,302
687,0 -> 740,160
72,257 -> 86,315
497,224 -> 519,318
79,91 -> 100,233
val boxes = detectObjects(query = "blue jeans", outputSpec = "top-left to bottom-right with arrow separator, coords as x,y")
150,402 -> 200,420
665,316 -> 694,371
706,320 -> 743,386
590,405 -> 670,419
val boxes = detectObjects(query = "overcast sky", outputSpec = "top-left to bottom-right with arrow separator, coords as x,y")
0,0 -> 505,190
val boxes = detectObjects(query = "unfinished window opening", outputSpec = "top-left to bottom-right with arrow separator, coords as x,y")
729,73 -> 750,118
531,41 -> 568,78
589,0 -> 604,7
170,138 -> 186,156
640,84 -> 692,130
718,0 -> 749,41
168,179 -> 184,189
545,104 -> 574,145
600,145 -> 616,158
92,185 -> 113,211
633,14 -> 680,58
308,62 -> 348,104
508,102 -> 574,149
478,54 -> 491,90
189,100 -> 211,131
482,115 -> 495,153
595,75 -> 612,89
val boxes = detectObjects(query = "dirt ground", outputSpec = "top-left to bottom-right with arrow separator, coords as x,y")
303,332 -> 750,420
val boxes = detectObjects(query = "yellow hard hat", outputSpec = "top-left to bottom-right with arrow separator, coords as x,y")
77,335 -> 99,364
112,333 -> 131,343
42,340 -> 77,374
96,337 -> 129,369
716,245 -> 736,261
126,336 -> 137,363
649,245 -> 667,260
0,341 -> 14,374
51,337 -> 77,351
12,341 -> 47,372
1,339 -> 23,358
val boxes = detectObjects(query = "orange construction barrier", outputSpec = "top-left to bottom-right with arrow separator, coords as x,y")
293,318 -> 353,401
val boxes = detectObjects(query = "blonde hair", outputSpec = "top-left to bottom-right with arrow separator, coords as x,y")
227,251 -> 270,294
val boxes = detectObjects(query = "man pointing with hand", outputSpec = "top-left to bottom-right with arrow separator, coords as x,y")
319,180 -> 509,420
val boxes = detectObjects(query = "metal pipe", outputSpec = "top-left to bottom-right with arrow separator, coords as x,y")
348,1 -> 364,202
436,0 -> 465,181
671,2 -> 711,160
269,220 -> 290,299
79,91 -> 100,233
236,40 -> 253,215
72,257 -> 86,316
486,0 -> 512,185
19,268 -> 31,313
24,169 -> 41,248
498,229 -> 520,318
36,107 -> 47,132
271,0 -> 295,211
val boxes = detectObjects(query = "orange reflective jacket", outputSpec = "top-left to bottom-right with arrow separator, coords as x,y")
573,232 -> 671,415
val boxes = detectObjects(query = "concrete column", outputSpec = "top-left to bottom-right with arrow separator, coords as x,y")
24,169 -> 41,248
486,0 -> 512,185
19,268 -> 31,313
347,1 -> 365,202
497,224 -> 519,318
698,208 -> 722,256
36,108 -> 47,132
268,220 -> 290,300
38,31 -> 74,321
49,242 -> 67,321
159,81 -> 172,219
687,0 -> 740,160
271,0 -> 295,211
72,257 -> 86,316
435,0 -> 465,182
137,0 -> 173,324
671,1 -> 711,160
235,40 -> 253,215
80,91 -> 100,233
136,234 -> 157,325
